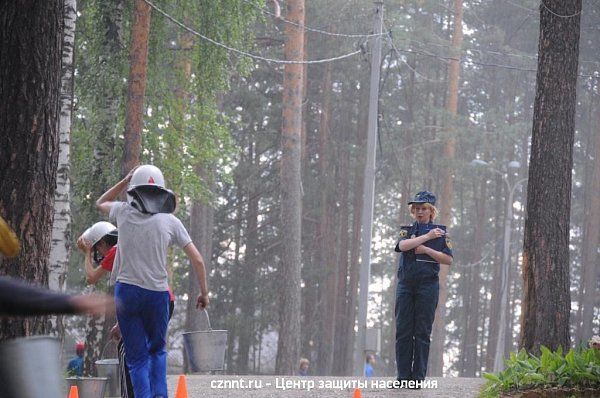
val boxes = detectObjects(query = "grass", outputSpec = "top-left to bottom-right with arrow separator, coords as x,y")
479,346 -> 600,398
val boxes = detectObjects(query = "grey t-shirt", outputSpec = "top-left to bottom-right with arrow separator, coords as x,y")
109,202 -> 192,291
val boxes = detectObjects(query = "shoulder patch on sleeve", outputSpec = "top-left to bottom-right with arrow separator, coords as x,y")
445,237 -> 453,249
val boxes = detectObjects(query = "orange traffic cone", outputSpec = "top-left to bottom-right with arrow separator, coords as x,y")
174,374 -> 189,398
353,388 -> 362,398
67,385 -> 79,398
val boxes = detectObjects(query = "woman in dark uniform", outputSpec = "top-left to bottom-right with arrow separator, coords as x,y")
394,191 -> 453,384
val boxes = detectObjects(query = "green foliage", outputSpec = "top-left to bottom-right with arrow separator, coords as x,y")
480,347 -> 600,398
138,0 -> 262,207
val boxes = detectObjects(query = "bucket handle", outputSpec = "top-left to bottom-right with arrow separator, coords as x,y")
99,339 -> 117,360
200,308 -> 212,331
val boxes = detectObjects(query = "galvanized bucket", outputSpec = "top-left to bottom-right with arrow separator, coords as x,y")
0,335 -> 63,398
95,340 -> 120,398
182,310 -> 228,372
95,358 -> 120,397
66,377 -> 108,398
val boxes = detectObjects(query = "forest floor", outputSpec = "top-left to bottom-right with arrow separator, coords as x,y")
166,375 -> 486,397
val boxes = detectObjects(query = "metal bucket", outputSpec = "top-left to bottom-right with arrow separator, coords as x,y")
0,335 -> 63,398
95,358 -> 120,397
66,377 -> 108,398
182,310 -> 228,372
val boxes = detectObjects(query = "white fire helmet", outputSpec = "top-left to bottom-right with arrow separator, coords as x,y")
126,165 -> 176,214
82,221 -> 118,248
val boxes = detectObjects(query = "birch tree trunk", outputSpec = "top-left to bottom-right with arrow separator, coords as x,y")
48,0 -> 77,340
275,0 -> 305,375
520,0 -> 581,354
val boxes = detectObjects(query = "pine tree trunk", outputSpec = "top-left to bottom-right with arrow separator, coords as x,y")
237,143 -> 259,374
428,0 -> 463,376
520,0 -> 581,354
184,167 -> 215,372
316,60 -> 336,375
122,0 -> 151,175
460,178 -> 486,376
0,0 -> 63,340
275,0 -> 305,375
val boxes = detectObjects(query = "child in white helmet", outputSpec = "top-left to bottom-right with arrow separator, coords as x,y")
96,165 -> 209,398
76,221 -> 118,284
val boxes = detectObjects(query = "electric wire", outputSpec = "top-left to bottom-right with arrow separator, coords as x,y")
241,0 -> 384,38
144,0 -> 363,65
540,0 -> 583,18
147,0 -> 599,75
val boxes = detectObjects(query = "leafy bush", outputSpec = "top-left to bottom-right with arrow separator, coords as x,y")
480,346 -> 600,397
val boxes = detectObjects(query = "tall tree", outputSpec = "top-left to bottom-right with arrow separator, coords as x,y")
49,0 -> 77,338
122,0 -> 151,175
275,0 -> 305,375
520,0 -> 582,354
578,89 -> 600,344
429,0 -> 464,376
0,0 -> 63,339
316,59 -> 337,375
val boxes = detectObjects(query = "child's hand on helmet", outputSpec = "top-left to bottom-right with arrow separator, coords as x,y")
77,236 -> 92,252
123,165 -> 139,184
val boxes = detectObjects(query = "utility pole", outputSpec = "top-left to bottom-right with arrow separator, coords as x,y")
353,0 -> 384,376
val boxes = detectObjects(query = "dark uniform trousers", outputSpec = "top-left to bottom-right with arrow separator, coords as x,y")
395,277 -> 439,380
394,222 -> 450,381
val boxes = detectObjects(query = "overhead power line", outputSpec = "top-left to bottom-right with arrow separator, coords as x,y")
144,0 -> 363,65
241,0 -> 384,39
146,0 -> 599,75
540,0 -> 583,18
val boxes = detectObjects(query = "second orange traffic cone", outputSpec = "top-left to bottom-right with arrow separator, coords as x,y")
175,374 -> 189,398
353,388 -> 362,398
67,385 -> 79,398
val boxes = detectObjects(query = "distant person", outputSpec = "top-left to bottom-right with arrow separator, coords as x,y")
364,353 -> 375,377
297,358 -> 310,376
67,342 -> 85,376
97,165 -> 209,398
394,191 -> 453,384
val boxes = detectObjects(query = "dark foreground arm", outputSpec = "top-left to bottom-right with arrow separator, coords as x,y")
0,276 -> 112,316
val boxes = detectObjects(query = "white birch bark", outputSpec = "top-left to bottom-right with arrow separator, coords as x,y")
48,0 -> 77,334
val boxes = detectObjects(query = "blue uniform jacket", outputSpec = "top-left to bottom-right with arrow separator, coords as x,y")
394,222 -> 453,282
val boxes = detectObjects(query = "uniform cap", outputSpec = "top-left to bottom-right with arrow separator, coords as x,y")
407,191 -> 436,206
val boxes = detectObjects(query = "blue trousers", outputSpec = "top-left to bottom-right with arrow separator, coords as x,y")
395,279 -> 439,380
115,282 -> 170,398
